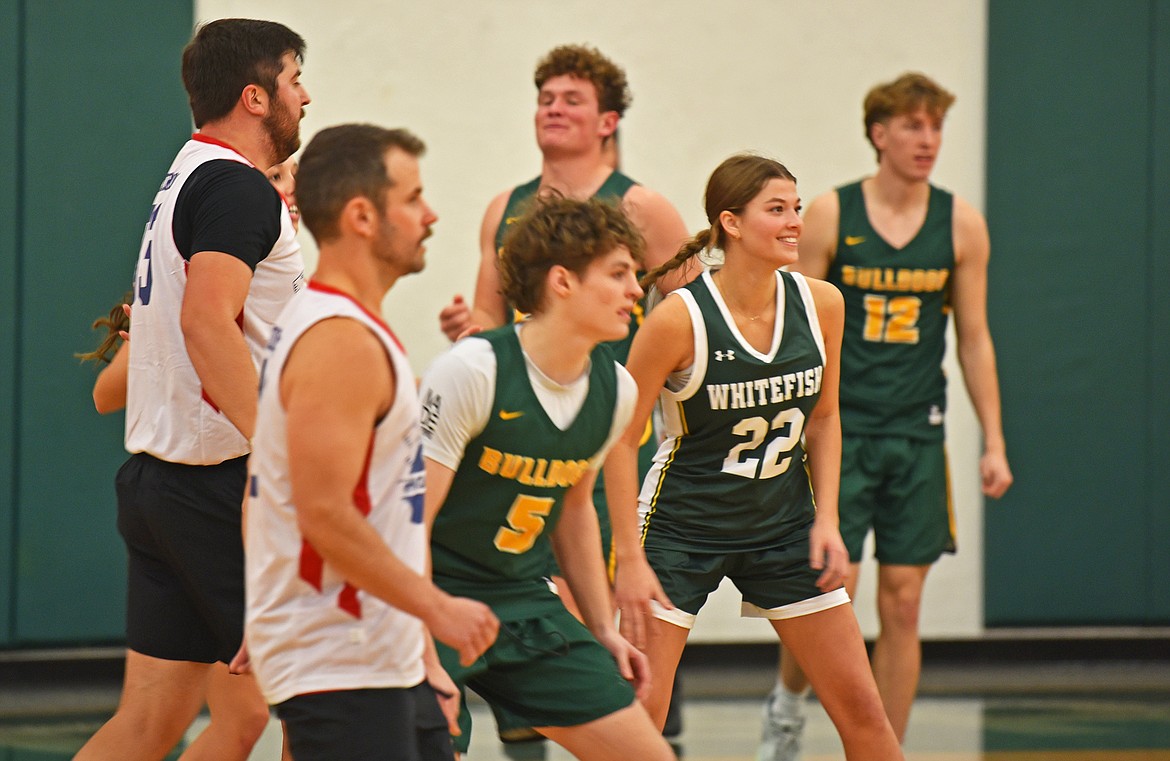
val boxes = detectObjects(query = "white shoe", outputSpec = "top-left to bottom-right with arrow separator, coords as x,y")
757,691 -> 805,761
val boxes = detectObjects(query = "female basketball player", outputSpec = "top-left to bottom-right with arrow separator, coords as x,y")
605,154 -> 904,760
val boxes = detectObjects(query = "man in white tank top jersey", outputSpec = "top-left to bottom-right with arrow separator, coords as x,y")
243,124 -> 498,761
76,19 -> 311,761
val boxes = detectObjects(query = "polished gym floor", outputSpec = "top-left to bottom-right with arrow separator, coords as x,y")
1,643 -> 1167,760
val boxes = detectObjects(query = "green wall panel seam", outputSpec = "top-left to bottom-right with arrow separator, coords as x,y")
1145,0 -> 1154,620
7,0 -> 26,644
1145,0 -> 1170,621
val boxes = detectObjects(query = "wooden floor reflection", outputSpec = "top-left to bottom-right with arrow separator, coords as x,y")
459,694 -> 1170,761
0,693 -> 1167,760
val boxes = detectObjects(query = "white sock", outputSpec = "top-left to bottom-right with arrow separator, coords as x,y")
768,683 -> 809,718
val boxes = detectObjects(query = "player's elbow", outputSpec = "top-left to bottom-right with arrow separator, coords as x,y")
92,370 -> 127,414
294,498 -> 340,546
92,389 -> 123,415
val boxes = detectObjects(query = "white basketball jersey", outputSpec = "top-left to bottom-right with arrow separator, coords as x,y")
125,135 -> 305,465
245,283 -> 427,704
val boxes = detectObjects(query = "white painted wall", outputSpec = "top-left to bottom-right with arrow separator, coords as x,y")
197,0 -> 990,641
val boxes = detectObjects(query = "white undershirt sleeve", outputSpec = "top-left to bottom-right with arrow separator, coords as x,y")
418,337 -> 496,472
589,363 -> 638,469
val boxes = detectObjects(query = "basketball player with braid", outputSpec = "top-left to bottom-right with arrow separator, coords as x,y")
605,154 -> 904,761
420,197 -> 675,761
759,73 -> 1012,761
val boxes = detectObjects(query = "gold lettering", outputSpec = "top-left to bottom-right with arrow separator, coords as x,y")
546,460 -> 565,487
483,452 -> 594,487
516,457 -> 536,486
530,459 -> 549,488
479,447 -> 502,475
500,453 -> 523,479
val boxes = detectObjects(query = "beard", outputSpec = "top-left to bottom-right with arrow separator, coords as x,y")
263,99 -> 301,164
374,215 -> 431,276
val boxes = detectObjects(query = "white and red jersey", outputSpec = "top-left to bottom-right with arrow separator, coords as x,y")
125,134 -> 304,465
245,283 -> 427,705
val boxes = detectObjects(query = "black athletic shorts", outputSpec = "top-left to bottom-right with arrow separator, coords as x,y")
276,683 -> 454,761
116,452 -> 248,663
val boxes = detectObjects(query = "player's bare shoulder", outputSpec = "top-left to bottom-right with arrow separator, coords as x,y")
793,190 -> 841,279
951,193 -> 990,267
622,184 -> 690,282
283,316 -> 396,414
621,183 -> 667,213
642,287 -> 692,333
635,288 -> 696,369
621,184 -> 684,234
481,189 -> 512,237
801,274 -> 844,318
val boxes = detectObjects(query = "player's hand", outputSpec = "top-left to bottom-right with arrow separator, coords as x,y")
981,450 -> 1013,499
439,295 -> 471,342
614,554 -> 672,651
595,629 -> 652,701
424,660 -> 463,735
120,303 -> 131,341
808,519 -> 849,593
228,641 -> 251,675
428,595 -> 499,667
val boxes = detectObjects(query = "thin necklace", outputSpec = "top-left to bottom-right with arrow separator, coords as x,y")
714,271 -> 769,322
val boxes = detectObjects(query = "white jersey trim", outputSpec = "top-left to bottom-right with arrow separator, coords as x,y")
245,286 -> 426,704
420,327 -> 637,473
125,136 -> 304,464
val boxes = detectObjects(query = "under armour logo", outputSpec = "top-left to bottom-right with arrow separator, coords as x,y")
715,350 -> 736,361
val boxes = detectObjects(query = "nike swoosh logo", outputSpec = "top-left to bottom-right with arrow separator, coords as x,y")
498,410 -> 524,421
844,235 -> 866,246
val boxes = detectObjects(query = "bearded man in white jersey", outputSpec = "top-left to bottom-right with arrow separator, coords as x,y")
76,18 -> 311,761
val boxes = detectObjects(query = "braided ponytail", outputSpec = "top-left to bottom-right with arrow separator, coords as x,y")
76,292 -> 132,364
641,226 -> 714,290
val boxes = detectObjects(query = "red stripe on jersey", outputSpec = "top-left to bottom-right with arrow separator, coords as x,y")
201,389 -> 221,412
191,133 -> 255,167
299,541 -> 324,592
306,280 -> 404,353
297,432 -> 376,615
337,434 -> 376,617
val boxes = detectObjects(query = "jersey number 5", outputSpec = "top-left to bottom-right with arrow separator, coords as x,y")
494,494 -> 555,554
862,294 -> 920,343
722,408 -> 806,480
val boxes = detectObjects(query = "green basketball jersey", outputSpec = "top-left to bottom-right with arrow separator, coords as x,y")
495,171 -> 640,361
495,171 -> 652,544
828,181 -> 954,440
640,270 -> 825,552
430,326 -> 619,611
